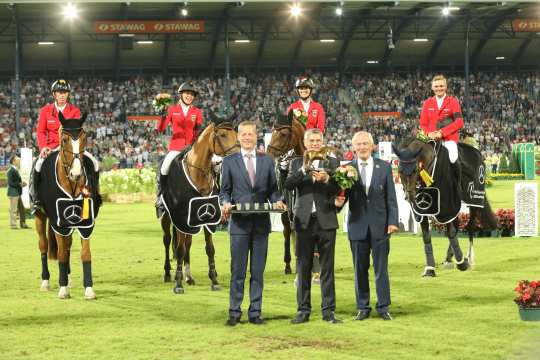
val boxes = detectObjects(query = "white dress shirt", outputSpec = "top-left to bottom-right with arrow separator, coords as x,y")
436,95 -> 446,110
180,103 -> 190,117
55,103 -> 67,113
241,148 -> 257,173
300,99 -> 311,113
358,156 -> 374,194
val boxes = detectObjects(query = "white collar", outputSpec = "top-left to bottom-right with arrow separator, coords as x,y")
358,156 -> 373,166
241,148 -> 256,158
300,99 -> 311,107
55,103 -> 67,112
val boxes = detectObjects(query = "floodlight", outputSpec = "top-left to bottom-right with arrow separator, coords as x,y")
290,3 -> 302,17
63,3 -> 78,20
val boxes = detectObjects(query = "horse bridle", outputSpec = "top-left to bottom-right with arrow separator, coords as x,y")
59,129 -> 86,196
212,123 -> 238,157
267,124 -> 293,155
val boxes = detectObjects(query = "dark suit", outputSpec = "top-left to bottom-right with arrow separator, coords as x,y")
7,165 -> 26,228
220,151 -> 281,320
284,157 -> 340,317
346,157 -> 398,314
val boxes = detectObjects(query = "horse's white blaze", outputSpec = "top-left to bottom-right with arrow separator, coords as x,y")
70,139 -> 82,177
58,286 -> 70,299
40,279 -> 50,291
84,287 -> 96,300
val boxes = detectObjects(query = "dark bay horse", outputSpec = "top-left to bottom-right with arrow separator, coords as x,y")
393,135 -> 497,277
160,114 -> 239,294
35,111 -> 101,299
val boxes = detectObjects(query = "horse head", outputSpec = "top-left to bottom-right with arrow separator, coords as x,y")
392,136 -> 433,201
58,111 -> 87,183
267,109 -> 305,159
208,111 -> 239,157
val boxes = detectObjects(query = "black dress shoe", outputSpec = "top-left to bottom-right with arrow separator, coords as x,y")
248,316 -> 264,325
225,317 -> 241,326
322,313 -> 343,324
379,312 -> 393,321
354,310 -> 370,321
291,313 -> 310,324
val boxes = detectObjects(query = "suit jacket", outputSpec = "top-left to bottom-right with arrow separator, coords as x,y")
6,165 -> 22,197
284,157 -> 340,231
220,151 -> 281,235
419,95 -> 463,142
346,158 -> 398,241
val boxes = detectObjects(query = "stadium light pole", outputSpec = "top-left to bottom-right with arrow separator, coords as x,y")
224,18 -> 231,115
10,4 -> 21,135
464,16 -> 471,121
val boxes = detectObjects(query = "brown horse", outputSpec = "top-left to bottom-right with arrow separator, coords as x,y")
35,111 -> 101,299
160,115 -> 239,294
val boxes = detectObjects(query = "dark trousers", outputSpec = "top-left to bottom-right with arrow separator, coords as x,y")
296,215 -> 336,316
229,232 -> 269,319
350,230 -> 391,314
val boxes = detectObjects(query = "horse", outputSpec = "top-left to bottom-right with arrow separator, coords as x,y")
159,114 -> 239,294
34,111 -> 102,299
393,134 -> 498,277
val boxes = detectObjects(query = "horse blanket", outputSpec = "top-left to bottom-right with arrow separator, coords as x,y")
38,151 -> 101,239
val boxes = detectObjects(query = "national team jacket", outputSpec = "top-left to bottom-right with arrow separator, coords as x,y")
36,103 -> 81,150
157,104 -> 203,151
287,100 -> 326,133
419,95 -> 464,142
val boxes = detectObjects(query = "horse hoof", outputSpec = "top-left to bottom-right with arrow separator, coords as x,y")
84,287 -> 97,300
456,258 -> 470,271
284,264 -> 292,275
186,278 -> 196,286
164,274 -> 172,283
211,284 -> 221,291
422,269 -> 436,277
173,287 -> 185,294
442,261 -> 455,269
40,280 -> 51,292
58,286 -> 71,299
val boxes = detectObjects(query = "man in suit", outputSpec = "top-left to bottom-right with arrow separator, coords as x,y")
220,121 -> 286,326
7,155 -> 29,229
336,131 -> 398,321
285,128 -> 342,324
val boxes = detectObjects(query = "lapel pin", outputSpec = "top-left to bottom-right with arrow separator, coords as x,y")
375,164 -> 380,168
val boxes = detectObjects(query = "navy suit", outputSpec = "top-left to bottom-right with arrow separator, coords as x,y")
220,151 -> 281,319
346,157 -> 398,314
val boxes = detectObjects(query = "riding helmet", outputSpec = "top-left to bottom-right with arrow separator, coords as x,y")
177,81 -> 199,97
51,79 -> 71,93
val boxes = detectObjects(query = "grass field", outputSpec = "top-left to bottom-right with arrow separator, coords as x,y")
1,180 -> 540,360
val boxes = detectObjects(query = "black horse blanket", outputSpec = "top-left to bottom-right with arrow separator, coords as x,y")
38,151 -> 101,239
161,155 -> 221,235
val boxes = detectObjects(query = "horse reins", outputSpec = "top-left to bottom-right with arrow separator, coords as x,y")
212,123 -> 238,156
59,130 -> 86,197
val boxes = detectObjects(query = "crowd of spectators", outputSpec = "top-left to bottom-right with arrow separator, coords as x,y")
0,71 -> 538,169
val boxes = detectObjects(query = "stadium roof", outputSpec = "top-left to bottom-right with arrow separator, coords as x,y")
1,1 -> 539,77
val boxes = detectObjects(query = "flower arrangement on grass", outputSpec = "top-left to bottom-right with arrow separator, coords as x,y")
514,280 -> 540,309
333,164 -> 358,196
496,208 -> 515,236
152,93 -> 173,115
100,168 -> 156,195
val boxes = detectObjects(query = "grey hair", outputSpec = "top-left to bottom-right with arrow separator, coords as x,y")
352,131 -> 374,145
304,128 -> 323,140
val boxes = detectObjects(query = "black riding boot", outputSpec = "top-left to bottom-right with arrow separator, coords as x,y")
155,170 -> 167,219
30,170 -> 42,214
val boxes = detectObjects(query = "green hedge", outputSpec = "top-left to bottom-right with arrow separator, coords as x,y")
488,173 -> 524,180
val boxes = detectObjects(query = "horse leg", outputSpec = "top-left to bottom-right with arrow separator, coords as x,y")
66,237 -> 73,288
443,244 -> 455,268
204,228 -> 221,291
161,216 -> 172,282
35,211 -> 50,291
468,231 -> 475,268
421,218 -> 437,277
282,213 -> 292,274
56,234 -> 71,299
184,235 -> 195,286
447,221 -> 470,271
173,231 -> 185,294
81,238 -> 96,300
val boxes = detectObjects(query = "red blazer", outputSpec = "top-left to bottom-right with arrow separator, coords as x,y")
157,104 -> 203,151
419,95 -> 463,142
287,100 -> 326,133
36,103 -> 81,150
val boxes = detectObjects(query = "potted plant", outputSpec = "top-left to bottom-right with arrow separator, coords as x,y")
496,208 -> 515,237
514,280 -> 540,321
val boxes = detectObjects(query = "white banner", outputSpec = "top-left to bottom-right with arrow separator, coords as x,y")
378,141 -> 393,162
20,148 -> 33,209
515,182 -> 538,237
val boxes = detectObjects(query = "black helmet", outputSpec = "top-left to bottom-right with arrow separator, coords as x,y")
177,81 -> 199,96
51,79 -> 71,93
295,77 -> 315,90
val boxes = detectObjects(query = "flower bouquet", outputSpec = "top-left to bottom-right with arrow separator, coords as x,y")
514,280 -> 540,321
292,108 -> 308,126
152,93 -> 173,115
333,164 -> 358,196
416,128 -> 430,143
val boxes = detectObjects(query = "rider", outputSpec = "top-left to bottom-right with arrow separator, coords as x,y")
419,74 -> 464,191
287,76 -> 325,133
155,81 -> 204,216
31,79 -> 81,211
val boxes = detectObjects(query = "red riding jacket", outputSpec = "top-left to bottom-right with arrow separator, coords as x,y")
287,100 -> 326,133
36,103 -> 81,150
157,104 -> 203,151
419,95 -> 463,142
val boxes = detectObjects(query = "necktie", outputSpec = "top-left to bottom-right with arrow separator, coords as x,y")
360,162 -> 368,193
245,153 -> 256,186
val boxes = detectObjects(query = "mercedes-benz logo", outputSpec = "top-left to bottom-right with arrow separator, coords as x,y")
478,165 -> 485,185
415,192 -> 433,210
197,203 -> 217,222
63,204 -> 83,224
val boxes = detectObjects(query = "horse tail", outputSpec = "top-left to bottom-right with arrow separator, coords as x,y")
47,222 -> 58,260
172,228 -> 178,260
474,195 -> 498,231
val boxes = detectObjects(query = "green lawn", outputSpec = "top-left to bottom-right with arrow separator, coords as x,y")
1,181 -> 540,360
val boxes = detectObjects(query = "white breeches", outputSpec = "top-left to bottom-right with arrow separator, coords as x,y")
443,140 -> 458,163
161,151 -> 181,176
